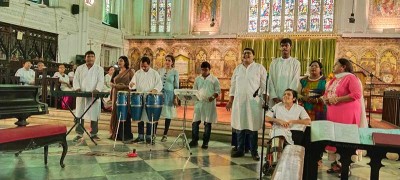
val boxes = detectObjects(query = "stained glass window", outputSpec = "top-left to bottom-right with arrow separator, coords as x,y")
323,0 -> 334,32
297,0 -> 308,32
150,0 -> 172,33
271,0 -> 282,32
248,0 -> 258,32
284,0 -> 295,32
259,0 -> 270,32
247,0 -> 335,33
310,0 -> 321,32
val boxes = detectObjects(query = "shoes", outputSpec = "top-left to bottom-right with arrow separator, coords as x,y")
201,144 -> 208,149
231,147 -> 238,152
123,139 -> 134,144
72,135 -> 82,142
91,135 -> 101,141
231,151 -> 244,158
189,141 -> 198,147
133,137 -> 144,143
161,135 -> 167,142
252,153 -> 260,161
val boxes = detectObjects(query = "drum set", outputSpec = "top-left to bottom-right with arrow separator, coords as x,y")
113,91 -> 163,148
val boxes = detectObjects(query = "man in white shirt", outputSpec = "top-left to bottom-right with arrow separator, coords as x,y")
129,57 -> 163,143
15,61 -> 35,85
189,61 -> 221,149
268,38 -> 301,106
73,51 -> 104,141
226,48 -> 267,161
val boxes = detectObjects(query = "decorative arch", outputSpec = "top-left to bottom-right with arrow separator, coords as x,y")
194,48 -> 208,74
209,48 -> 222,77
154,48 -> 167,70
379,49 -> 397,83
128,47 -> 141,70
223,49 -> 238,78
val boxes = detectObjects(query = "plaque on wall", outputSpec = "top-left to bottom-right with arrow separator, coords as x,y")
175,55 -> 189,77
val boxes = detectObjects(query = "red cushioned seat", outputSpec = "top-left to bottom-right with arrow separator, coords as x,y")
0,125 -> 67,144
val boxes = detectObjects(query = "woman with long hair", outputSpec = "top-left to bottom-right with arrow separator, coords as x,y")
109,56 -> 135,141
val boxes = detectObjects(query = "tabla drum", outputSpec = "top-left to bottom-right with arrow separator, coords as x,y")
145,93 -> 163,121
263,136 -> 286,176
130,92 -> 143,121
116,91 -> 129,122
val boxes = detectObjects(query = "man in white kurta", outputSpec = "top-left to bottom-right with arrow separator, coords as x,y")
129,57 -> 163,143
268,38 -> 300,106
73,51 -> 104,141
189,62 -> 221,149
227,48 -> 267,161
15,61 -> 35,85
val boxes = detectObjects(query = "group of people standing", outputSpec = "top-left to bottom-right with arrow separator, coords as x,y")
226,37 -> 366,176
70,50 -> 221,151
48,38 -> 366,176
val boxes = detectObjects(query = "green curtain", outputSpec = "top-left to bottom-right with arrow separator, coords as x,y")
241,38 -> 336,76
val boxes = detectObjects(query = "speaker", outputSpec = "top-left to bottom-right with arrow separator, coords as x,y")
0,0 -> 10,7
71,4 -> 79,15
103,13 -> 118,29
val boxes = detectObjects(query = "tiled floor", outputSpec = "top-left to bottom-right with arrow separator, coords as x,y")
1,129 -> 400,180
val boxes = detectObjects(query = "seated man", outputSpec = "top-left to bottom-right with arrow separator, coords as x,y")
263,89 -> 310,175
15,61 -> 35,85
266,88 -> 311,145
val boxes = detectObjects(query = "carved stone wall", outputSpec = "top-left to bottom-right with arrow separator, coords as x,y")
336,38 -> 400,110
127,39 -> 241,91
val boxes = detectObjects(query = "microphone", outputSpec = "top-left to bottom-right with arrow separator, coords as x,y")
253,87 -> 260,98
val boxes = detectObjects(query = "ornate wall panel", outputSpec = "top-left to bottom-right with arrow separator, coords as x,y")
337,38 -> 400,110
127,39 -> 240,90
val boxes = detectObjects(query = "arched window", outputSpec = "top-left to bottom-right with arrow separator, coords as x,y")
150,0 -> 172,33
248,0 -> 334,33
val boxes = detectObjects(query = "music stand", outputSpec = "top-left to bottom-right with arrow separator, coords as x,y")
167,89 -> 198,155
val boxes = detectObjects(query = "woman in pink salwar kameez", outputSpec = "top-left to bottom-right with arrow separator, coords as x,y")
322,58 -> 363,176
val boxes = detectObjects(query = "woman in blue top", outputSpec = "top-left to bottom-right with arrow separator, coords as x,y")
158,55 -> 179,142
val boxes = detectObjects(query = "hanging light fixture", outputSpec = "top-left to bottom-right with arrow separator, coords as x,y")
210,0 -> 216,27
349,0 -> 355,23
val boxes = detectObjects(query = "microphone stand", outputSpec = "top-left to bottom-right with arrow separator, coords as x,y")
349,60 -> 384,127
258,75 -> 269,180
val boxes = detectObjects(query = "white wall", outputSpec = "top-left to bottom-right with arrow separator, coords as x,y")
0,0 -> 129,66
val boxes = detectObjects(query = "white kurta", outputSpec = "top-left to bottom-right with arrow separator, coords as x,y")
15,68 -> 35,85
53,72 -> 73,91
268,57 -> 300,105
73,64 -> 104,121
193,74 -> 221,123
229,62 -> 267,131
129,68 -> 163,122
266,103 -> 310,144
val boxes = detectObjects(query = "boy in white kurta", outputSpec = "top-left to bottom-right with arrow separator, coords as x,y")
73,51 -> 104,141
189,62 -> 221,149
268,38 -> 300,106
129,57 -> 163,143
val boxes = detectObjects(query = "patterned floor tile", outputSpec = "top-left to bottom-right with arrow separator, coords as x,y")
158,168 -> 219,180
145,157 -> 198,171
99,160 -> 155,175
189,155 -> 236,167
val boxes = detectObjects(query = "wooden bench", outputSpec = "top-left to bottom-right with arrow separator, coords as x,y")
271,145 -> 305,180
0,125 -> 68,168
